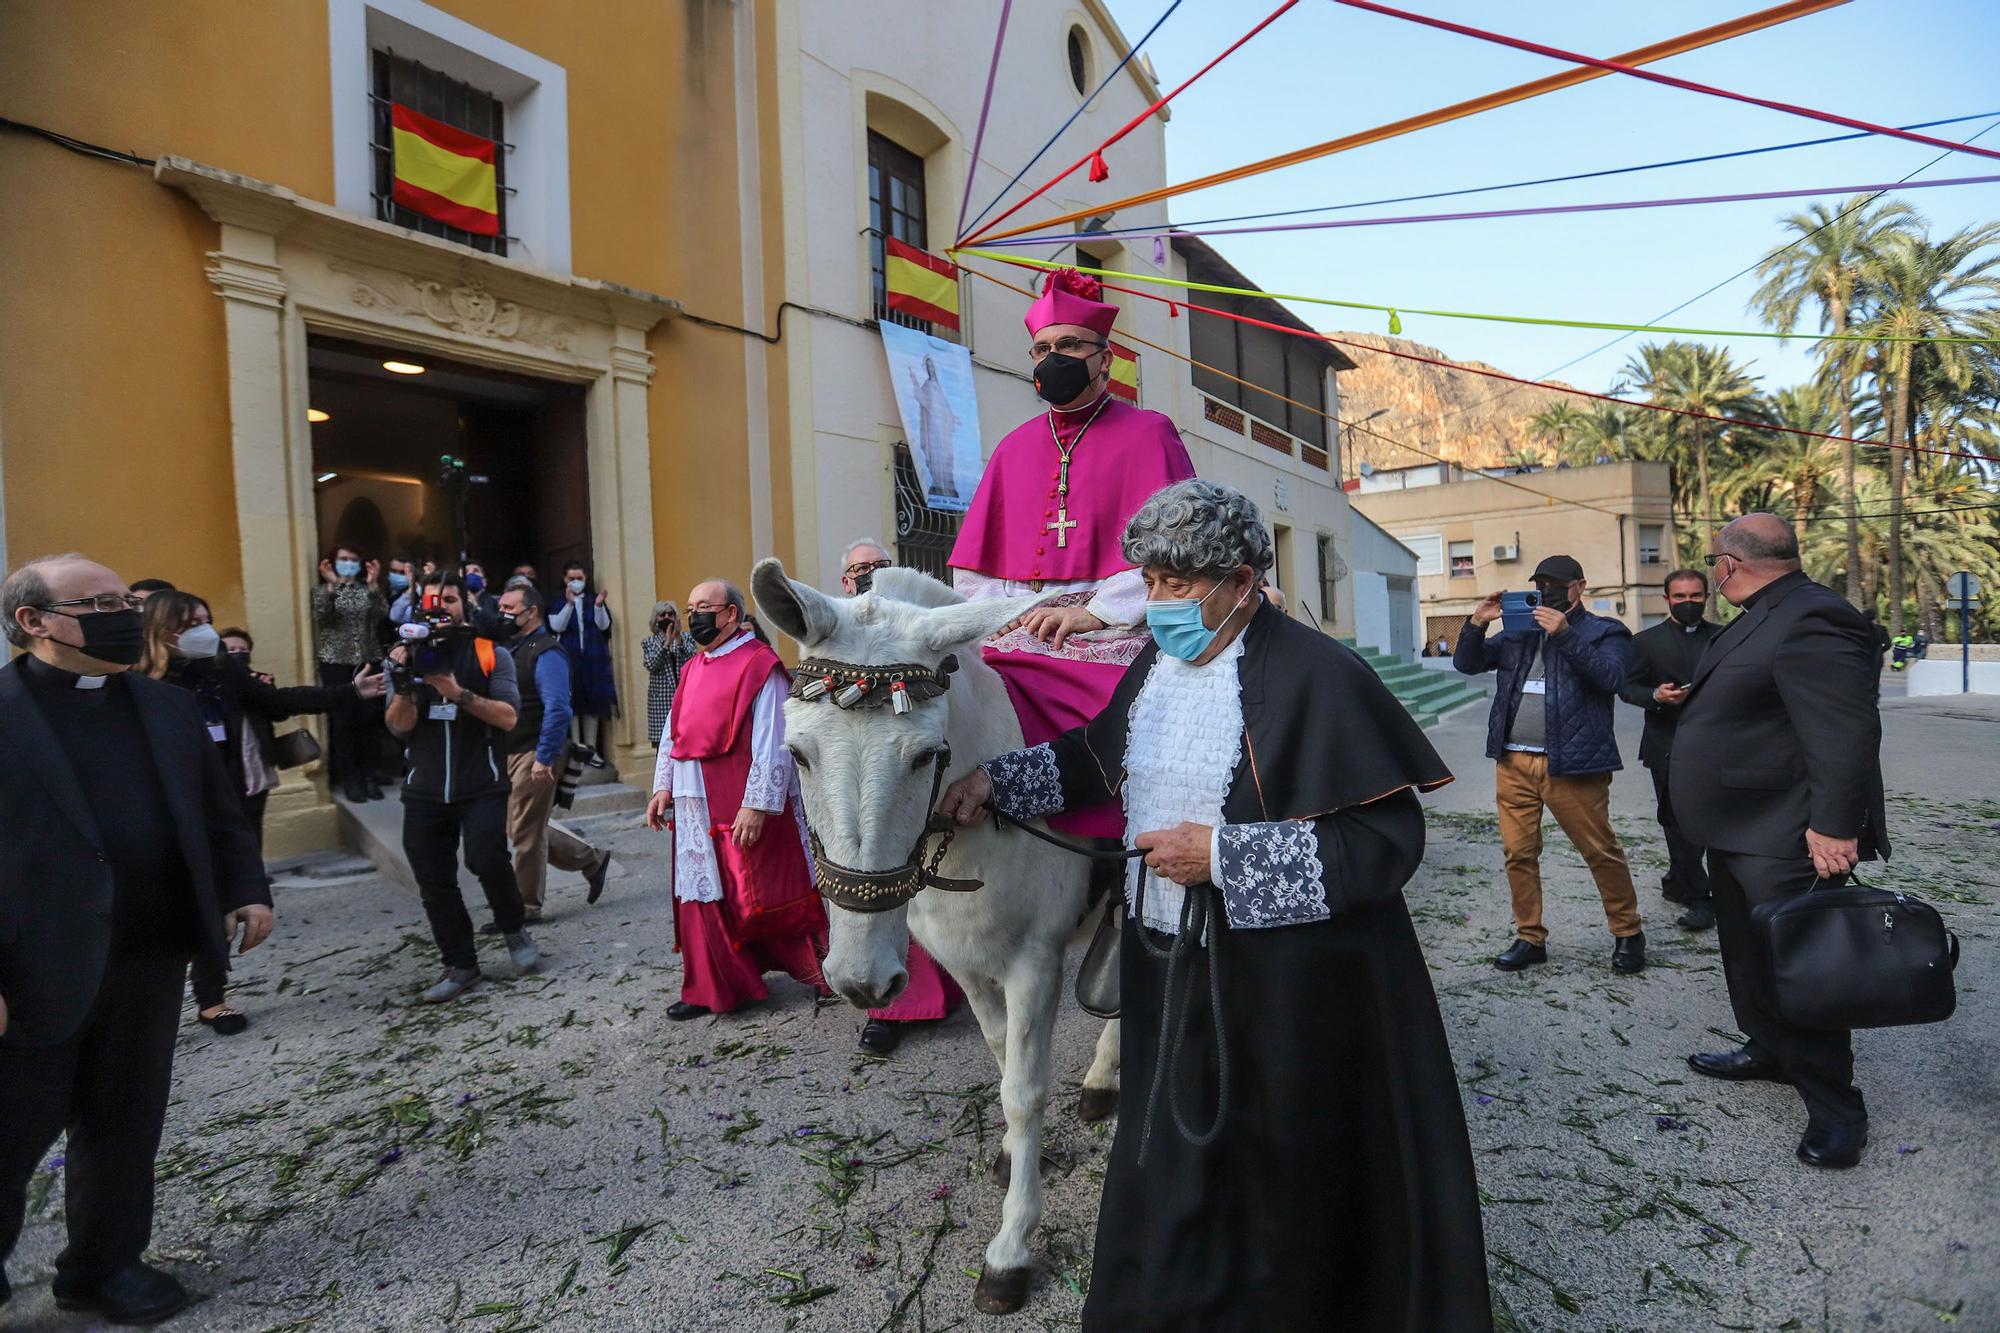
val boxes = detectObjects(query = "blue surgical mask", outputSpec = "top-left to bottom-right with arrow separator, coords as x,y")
568,578 -> 586,595
388,571 -> 410,593
465,572 -> 485,594
1145,577 -> 1250,662
335,558 -> 361,579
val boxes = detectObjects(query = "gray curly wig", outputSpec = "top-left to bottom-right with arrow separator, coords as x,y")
1122,480 -> 1275,579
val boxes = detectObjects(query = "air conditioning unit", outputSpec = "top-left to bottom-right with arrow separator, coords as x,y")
1492,543 -> 1519,562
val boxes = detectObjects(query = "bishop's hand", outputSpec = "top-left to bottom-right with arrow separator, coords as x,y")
1019,605 -> 1105,649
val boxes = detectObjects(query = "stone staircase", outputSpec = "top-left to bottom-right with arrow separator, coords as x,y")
1338,638 -> 1486,728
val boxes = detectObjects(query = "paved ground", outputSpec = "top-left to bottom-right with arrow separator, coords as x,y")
7,683 -> 1996,1332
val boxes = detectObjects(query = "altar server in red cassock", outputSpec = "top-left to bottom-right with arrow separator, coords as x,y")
646,580 -> 826,1019
947,268 -> 1196,838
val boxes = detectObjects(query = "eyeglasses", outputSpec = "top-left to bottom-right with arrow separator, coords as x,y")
845,559 -> 892,579
1029,336 -> 1105,361
42,594 -> 142,615
1702,553 -> 1732,567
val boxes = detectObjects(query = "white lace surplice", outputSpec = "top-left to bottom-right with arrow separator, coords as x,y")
651,631 -> 810,904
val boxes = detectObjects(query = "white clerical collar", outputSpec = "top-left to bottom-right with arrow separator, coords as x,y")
1049,390 -> 1113,417
74,673 -> 108,689
703,630 -> 756,658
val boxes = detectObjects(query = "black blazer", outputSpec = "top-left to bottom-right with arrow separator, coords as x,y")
1617,617 -> 1721,769
164,656 -> 354,801
1667,573 -> 1888,862
0,657 -> 273,1048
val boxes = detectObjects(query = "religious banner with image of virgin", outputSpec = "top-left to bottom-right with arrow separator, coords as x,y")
880,321 -> 984,513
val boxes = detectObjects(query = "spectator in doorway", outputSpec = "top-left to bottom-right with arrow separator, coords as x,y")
142,592 -> 383,1034
550,562 -> 617,767
1436,635 -> 1451,657
511,563 -> 539,588
1454,555 -> 1644,974
312,544 -> 387,803
1618,569 -> 1721,931
493,583 -> 611,924
129,578 -> 176,600
386,555 -> 417,625
641,601 -> 696,747
839,539 -> 893,595
462,560 -> 505,638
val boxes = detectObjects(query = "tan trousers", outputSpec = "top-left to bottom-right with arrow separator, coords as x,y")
1495,750 -> 1642,945
506,747 -> 602,915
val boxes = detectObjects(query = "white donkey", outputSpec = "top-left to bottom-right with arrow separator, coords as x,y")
751,558 -> 1118,1316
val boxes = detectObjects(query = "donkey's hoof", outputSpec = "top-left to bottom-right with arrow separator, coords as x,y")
1077,1086 -> 1119,1123
973,1264 -> 1032,1315
989,1150 -> 1012,1190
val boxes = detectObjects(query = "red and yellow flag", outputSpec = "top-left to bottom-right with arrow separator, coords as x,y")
1107,341 -> 1140,402
884,238 -> 961,331
390,103 -> 500,237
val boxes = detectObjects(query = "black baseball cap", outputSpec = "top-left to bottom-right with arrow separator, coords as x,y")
1531,555 -> 1584,583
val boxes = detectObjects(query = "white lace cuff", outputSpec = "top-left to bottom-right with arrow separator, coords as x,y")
981,743 -> 1065,822
743,753 -> 790,813
1213,820 -> 1327,930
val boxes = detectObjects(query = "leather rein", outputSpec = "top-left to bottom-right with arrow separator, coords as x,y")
789,655 -> 982,913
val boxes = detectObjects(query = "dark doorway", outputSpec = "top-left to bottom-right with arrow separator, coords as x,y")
306,336 -> 590,580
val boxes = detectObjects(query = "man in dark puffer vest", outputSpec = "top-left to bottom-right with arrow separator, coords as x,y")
1455,555 -> 1645,975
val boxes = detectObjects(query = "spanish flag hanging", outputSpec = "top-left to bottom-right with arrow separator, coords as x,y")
390,103 -> 500,237
1107,341 -> 1140,403
884,238 -> 961,331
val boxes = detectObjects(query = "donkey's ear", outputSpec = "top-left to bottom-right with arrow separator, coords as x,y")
913,590 -> 1058,657
752,558 -> 842,647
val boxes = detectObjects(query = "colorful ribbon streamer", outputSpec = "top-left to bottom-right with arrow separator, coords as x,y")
953,0 -> 1014,240
954,249 -> 1998,346
967,0 -> 1846,245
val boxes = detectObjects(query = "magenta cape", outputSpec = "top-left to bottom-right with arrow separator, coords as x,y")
947,398 -> 1195,583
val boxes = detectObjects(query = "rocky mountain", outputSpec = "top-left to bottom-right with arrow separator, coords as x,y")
1330,332 -> 1583,473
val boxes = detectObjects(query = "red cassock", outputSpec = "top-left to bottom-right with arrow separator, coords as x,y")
668,636 -> 827,1013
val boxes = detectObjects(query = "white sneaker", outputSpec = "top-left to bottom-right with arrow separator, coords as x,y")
505,929 -> 540,972
422,967 -> 481,1003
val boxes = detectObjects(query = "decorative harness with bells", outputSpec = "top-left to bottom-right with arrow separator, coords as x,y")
788,655 -> 982,913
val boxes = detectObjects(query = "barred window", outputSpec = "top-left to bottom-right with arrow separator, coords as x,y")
370,48 -> 511,256
894,443 -> 962,581
868,131 -> 930,333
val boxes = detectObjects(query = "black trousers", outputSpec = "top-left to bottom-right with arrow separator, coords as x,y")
1648,765 -> 1711,902
402,790 -> 524,970
191,790 -> 268,1011
0,950 -> 189,1281
317,663 -> 374,788
1709,849 -> 1866,1127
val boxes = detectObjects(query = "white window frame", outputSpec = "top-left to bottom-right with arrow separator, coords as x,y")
1638,523 -> 1665,565
328,0 -> 571,273
1447,539 -> 1475,579
1404,532 -> 1444,578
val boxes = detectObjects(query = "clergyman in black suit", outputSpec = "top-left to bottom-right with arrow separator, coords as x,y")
1668,515 -> 1886,1170
0,554 -> 276,1323
1618,567 -> 1723,931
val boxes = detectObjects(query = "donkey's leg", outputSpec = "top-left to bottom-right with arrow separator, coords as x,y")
958,973 -> 1018,1189
1078,1017 -> 1121,1123
973,954 -> 1061,1316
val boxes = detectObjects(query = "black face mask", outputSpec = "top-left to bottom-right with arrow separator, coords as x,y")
687,610 -> 724,647
1534,583 -> 1572,614
1669,600 -> 1706,626
49,607 -> 145,666
1033,351 -> 1096,406
851,570 -> 876,595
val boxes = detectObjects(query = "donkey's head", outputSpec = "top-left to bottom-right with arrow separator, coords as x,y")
752,558 -> 1041,1009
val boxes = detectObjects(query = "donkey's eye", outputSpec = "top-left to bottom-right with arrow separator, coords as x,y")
787,745 -> 811,772
909,749 -> 940,772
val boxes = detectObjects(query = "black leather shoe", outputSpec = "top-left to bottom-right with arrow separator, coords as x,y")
53,1263 -> 192,1324
478,919 -> 504,935
1687,1047 -> 1792,1084
1677,900 -> 1716,931
858,1019 -> 905,1055
585,852 -> 612,905
1611,931 -> 1647,973
667,1000 -> 711,1022
1493,939 -> 1547,971
342,779 -> 371,803
1797,1119 -> 1867,1169
365,776 -> 386,800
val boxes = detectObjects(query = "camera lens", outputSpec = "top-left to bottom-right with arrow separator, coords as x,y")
1525,591 -> 1539,607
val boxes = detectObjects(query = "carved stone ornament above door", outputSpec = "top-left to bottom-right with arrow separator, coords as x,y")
329,261 -> 583,353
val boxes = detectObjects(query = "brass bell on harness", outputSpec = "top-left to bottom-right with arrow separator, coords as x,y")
834,679 -> 871,708
891,679 -> 912,715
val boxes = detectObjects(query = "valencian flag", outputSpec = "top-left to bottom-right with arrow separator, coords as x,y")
390,103 -> 500,236
884,238 -> 960,331
1107,341 -> 1140,402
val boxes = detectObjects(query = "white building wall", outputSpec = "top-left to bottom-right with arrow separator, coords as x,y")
779,0 -> 1356,630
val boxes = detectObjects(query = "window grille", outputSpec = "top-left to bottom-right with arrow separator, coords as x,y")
370,48 -> 512,256
868,131 -> 932,334
893,443 -> 963,581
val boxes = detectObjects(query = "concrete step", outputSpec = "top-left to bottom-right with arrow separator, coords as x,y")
334,780 -> 649,895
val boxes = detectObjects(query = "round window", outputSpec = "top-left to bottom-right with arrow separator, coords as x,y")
1067,26 -> 1090,96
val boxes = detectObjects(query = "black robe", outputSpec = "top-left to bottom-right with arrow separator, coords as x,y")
987,601 -> 1492,1331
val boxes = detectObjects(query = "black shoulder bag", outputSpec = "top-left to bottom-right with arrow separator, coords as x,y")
1753,873 -> 1959,1030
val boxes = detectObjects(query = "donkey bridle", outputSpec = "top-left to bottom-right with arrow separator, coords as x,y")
791,655 -> 982,913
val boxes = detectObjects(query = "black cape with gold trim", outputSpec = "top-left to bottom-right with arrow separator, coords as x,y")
1044,601 -> 1491,1332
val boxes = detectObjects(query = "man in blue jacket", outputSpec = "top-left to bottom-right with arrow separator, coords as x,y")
1455,555 -> 1645,973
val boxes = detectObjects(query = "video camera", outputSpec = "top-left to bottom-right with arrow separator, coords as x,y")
393,597 -> 471,684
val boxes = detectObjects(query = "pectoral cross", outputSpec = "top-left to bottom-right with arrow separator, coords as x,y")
1046,504 -> 1077,548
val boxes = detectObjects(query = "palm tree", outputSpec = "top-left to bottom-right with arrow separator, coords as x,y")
1752,196 -> 1918,602
1722,383 -> 1841,546
1527,401 -> 1592,465
1618,341 -> 1771,554
1856,224 -> 2000,633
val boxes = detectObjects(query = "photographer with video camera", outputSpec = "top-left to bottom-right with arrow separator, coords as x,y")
385,570 -> 538,1003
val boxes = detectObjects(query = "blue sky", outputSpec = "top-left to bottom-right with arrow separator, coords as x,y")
1065,0 -> 2000,396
